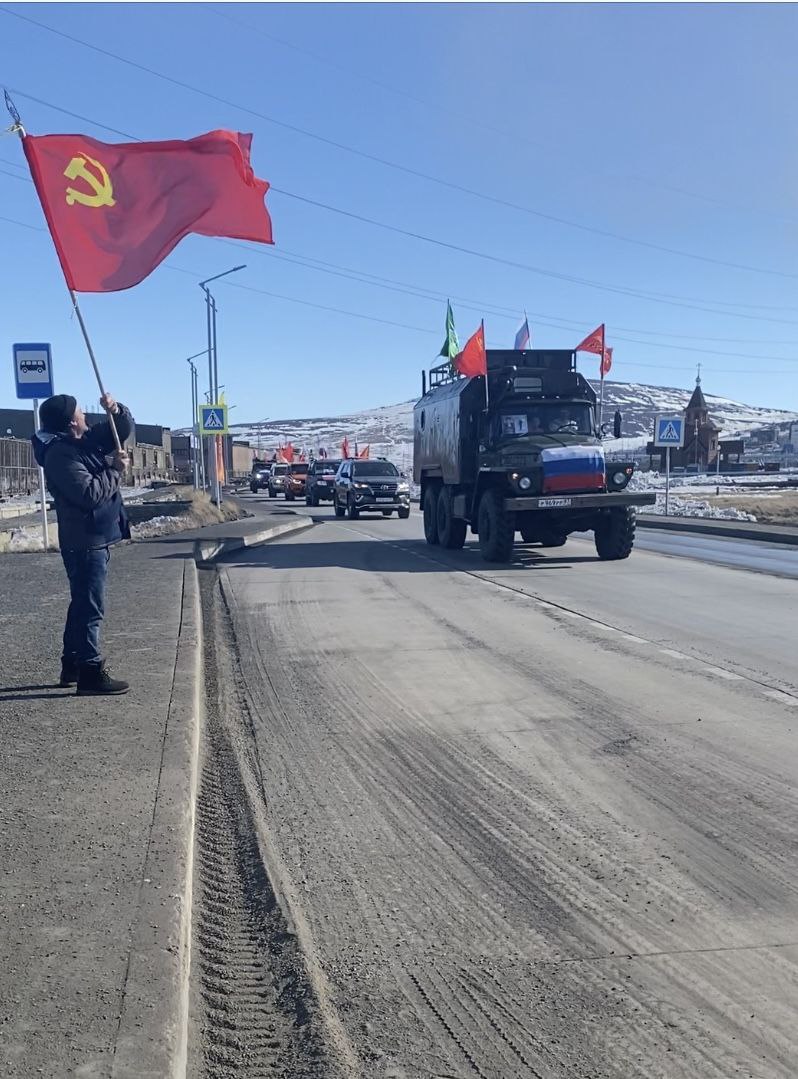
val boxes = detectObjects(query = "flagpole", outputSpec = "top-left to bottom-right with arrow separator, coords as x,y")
523,308 -> 530,350
482,320 -> 489,411
4,92 -> 121,451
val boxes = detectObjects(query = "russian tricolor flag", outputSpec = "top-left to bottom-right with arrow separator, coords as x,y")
541,445 -> 605,494
514,316 -> 530,351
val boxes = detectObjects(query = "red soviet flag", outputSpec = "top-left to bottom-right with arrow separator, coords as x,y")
23,130 -> 273,292
454,322 -> 487,378
575,323 -> 605,355
601,345 -> 613,376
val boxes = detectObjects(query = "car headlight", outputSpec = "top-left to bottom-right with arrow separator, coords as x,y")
518,476 -> 532,491
397,482 -> 409,492
353,482 -> 370,490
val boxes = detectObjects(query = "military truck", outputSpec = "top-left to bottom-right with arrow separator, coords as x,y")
413,348 -> 656,563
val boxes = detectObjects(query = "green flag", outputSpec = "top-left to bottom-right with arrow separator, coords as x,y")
439,300 -> 459,361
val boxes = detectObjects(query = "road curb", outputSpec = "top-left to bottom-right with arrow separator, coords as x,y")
110,559 -> 202,1079
193,515 -> 313,565
636,515 -> 798,546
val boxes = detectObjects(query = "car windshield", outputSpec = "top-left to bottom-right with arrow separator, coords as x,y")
272,464 -> 287,474
497,403 -> 593,438
353,461 -> 399,477
289,463 -> 308,473
316,460 -> 341,472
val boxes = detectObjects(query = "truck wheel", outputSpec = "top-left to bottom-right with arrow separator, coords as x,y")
436,488 -> 467,550
423,487 -> 440,545
398,506 -> 410,520
347,495 -> 360,520
311,492 -> 319,507
594,507 -> 636,560
334,495 -> 345,518
268,487 -> 276,499
285,493 -> 294,502
250,482 -> 257,493
478,490 -> 514,563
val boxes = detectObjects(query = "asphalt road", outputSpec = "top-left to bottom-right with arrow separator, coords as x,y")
215,498 -> 798,1078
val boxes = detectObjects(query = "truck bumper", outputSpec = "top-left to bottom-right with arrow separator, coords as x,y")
503,492 -> 657,512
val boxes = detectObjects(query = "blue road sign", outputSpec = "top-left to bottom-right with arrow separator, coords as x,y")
13,342 -> 54,400
654,414 -> 685,448
199,404 -> 228,435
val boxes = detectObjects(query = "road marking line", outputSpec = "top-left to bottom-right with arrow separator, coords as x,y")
764,690 -> 798,707
703,668 -> 743,681
660,648 -> 688,660
592,623 -> 618,632
623,634 -> 647,643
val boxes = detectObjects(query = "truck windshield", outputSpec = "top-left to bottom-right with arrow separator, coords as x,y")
497,403 -> 593,438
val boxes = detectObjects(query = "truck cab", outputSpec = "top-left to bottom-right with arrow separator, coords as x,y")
414,349 -> 655,562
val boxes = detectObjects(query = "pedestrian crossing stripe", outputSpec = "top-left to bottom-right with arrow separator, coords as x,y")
200,405 -> 229,434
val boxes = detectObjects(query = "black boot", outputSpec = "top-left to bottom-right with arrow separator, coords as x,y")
76,663 -> 129,696
59,656 -> 79,688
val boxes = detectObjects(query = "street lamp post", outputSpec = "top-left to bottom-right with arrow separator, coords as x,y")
186,349 -> 207,489
199,265 -> 246,505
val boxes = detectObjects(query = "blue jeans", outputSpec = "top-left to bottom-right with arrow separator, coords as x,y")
61,547 -> 110,666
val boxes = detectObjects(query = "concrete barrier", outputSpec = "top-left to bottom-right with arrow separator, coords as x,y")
636,514 -> 798,547
193,515 -> 313,565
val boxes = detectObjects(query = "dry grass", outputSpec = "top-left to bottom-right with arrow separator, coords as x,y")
704,491 -> 798,525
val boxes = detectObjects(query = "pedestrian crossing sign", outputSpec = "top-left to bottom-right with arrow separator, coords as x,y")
200,404 -> 228,435
654,414 -> 685,448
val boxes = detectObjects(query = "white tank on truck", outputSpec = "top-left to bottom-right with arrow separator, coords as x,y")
413,348 -> 655,562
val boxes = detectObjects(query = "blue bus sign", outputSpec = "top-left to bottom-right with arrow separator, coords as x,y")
13,343 -> 54,400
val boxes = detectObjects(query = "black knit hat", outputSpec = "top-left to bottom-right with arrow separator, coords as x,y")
39,394 -> 77,434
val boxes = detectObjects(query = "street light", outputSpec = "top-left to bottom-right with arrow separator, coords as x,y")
185,349 -> 207,489
199,266 -> 245,504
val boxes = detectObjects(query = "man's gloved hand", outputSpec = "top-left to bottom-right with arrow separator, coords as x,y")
111,451 -> 129,472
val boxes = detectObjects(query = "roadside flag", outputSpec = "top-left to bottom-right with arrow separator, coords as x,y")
514,314 -> 530,351
454,321 -> 487,378
358,445 -> 370,459
341,437 -> 350,459
575,323 -> 605,356
439,300 -> 460,363
22,129 -> 273,292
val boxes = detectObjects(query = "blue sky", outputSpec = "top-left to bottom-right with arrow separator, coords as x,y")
1,2 -> 798,430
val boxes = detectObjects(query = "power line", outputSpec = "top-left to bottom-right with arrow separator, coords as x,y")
3,5 -> 796,281
6,83 -> 798,322
0,208 -> 794,375
209,6 -> 798,230
273,189 -> 798,326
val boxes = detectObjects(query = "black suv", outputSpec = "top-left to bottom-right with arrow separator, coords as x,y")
333,459 -> 411,520
268,462 -> 289,498
250,463 -> 272,493
305,459 -> 342,506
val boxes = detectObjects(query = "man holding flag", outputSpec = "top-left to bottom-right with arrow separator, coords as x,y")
33,392 -> 133,695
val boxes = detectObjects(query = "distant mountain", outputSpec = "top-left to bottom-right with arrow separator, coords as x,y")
186,381 -> 798,466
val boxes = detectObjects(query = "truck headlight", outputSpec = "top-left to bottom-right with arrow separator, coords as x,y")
518,476 -> 532,491
397,482 -> 410,492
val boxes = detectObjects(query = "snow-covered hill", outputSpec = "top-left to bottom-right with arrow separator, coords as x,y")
190,381 -> 798,467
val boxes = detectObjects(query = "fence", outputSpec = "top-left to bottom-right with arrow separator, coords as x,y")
0,437 -> 38,497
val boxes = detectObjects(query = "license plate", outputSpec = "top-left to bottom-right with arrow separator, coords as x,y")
376,496 -> 393,502
538,497 -> 572,508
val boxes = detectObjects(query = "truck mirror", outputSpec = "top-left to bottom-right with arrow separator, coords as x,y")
613,411 -> 622,439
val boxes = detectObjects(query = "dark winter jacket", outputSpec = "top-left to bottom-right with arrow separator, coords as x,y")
31,406 -> 133,550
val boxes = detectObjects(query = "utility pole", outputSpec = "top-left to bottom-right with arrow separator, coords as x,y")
199,265 -> 245,505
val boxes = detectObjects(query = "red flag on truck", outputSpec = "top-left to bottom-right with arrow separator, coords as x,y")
23,129 -> 273,292
575,323 -> 605,356
454,322 -> 487,378
600,345 -> 613,376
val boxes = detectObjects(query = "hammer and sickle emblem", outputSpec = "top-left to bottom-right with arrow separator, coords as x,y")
64,154 -> 116,208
